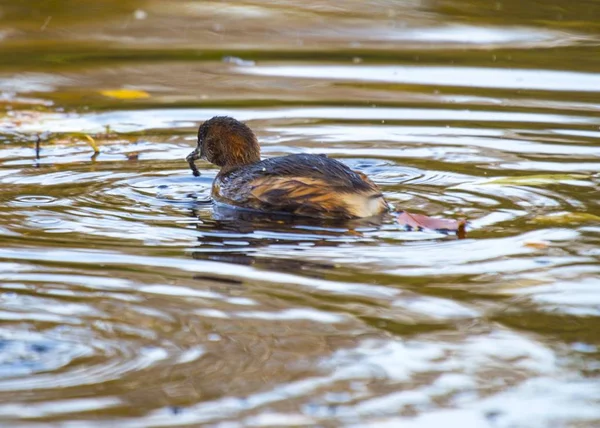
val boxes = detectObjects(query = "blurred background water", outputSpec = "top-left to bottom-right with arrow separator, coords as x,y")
0,0 -> 599,426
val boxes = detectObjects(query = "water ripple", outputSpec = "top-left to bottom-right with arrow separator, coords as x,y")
243,65 -> 600,92
0,1 -> 599,424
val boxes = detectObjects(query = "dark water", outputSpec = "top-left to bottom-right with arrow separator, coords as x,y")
0,1 -> 599,426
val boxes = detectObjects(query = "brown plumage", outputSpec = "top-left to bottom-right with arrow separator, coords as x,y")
186,116 -> 390,219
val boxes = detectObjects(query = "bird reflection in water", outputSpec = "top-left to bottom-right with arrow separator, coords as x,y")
188,202 -> 384,280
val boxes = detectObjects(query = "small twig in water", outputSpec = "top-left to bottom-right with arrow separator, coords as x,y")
40,16 -> 52,31
35,134 -> 41,160
84,135 -> 100,154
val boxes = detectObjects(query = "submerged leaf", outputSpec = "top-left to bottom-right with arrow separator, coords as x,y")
534,212 -> 600,225
523,240 -> 550,249
100,89 -> 150,99
396,211 -> 467,238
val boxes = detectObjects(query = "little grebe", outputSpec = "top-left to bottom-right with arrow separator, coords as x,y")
186,116 -> 390,219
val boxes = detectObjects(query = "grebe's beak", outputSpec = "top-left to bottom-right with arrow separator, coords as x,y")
186,148 -> 201,177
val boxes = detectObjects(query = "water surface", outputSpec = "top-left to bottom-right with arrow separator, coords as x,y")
0,0 -> 599,426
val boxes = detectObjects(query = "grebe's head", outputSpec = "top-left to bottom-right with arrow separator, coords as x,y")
196,116 -> 260,168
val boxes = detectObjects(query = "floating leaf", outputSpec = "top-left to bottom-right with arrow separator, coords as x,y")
534,212 -> 600,225
396,211 -> 467,238
481,174 -> 589,187
100,89 -> 150,99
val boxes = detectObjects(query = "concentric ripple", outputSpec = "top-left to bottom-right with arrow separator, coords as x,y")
1,97 -> 599,425
0,0 -> 599,425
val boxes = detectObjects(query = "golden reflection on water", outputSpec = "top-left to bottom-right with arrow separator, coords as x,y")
0,0 -> 599,426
